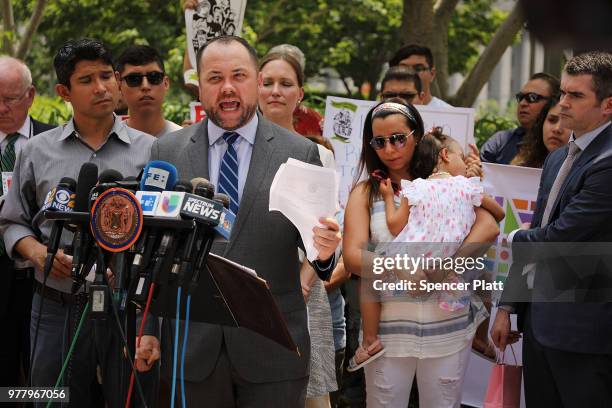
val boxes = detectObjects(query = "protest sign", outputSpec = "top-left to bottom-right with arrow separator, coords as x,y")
185,0 -> 247,85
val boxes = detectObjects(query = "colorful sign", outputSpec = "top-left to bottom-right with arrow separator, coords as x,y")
482,163 -> 542,285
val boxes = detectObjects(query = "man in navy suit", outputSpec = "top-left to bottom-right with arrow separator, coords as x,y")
491,51 -> 612,407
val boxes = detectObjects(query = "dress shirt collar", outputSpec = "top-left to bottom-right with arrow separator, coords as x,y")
570,121 -> 611,151
207,114 -> 258,146
59,114 -> 131,144
0,115 -> 32,142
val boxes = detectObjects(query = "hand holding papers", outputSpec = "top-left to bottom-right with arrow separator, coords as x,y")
270,158 -> 340,262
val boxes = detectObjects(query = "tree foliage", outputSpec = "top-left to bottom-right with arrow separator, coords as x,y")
400,0 -> 524,106
244,0 -> 402,99
5,0 -> 523,108
10,0 -> 188,99
448,0 -> 509,75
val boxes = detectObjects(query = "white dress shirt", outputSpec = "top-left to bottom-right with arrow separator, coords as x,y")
207,114 -> 259,201
0,115 -> 33,156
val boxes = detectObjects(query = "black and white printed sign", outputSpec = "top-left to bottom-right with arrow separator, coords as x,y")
185,0 -> 248,85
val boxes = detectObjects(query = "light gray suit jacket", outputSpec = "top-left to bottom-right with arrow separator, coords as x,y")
150,113 -> 323,383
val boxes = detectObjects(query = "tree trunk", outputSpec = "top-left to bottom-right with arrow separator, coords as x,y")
432,0 -> 460,99
16,0 -> 48,59
450,2 -> 525,107
340,76 -> 353,98
401,0 -> 460,99
366,66 -> 382,100
1,0 -> 15,55
400,0 -> 434,47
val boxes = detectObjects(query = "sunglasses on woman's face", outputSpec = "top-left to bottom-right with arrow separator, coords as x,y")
369,130 -> 415,150
122,71 -> 165,87
515,92 -> 549,104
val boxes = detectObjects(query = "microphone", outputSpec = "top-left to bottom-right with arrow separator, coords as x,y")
116,176 -> 139,192
174,180 -> 193,193
213,192 -> 235,240
140,160 -> 178,192
173,179 -> 221,287
70,163 -> 99,289
89,184 -> 143,316
190,177 -> 209,192
185,179 -> 224,292
213,193 -> 230,209
89,169 -> 123,208
44,177 -> 77,259
194,181 -> 215,200
135,161 -> 178,215
41,177 -> 76,213
148,180 -> 193,284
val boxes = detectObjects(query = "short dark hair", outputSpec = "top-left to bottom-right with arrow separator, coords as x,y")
564,51 -> 612,102
259,51 -> 304,87
529,72 -> 560,98
195,36 -> 259,74
381,65 -> 423,93
411,127 -> 460,180
53,38 -> 113,88
115,45 -> 165,74
389,44 -> 434,68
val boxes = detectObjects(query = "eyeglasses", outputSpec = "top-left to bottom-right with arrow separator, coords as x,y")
381,92 -> 418,102
515,92 -> 549,104
0,87 -> 31,108
121,71 -> 165,87
369,130 -> 415,150
400,64 -> 430,74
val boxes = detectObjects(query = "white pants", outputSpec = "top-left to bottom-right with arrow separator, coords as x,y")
364,344 -> 472,408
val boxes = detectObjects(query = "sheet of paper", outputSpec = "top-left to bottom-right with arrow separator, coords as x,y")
269,158 -> 339,261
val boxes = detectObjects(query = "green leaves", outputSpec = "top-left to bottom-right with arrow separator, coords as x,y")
448,0 -> 511,75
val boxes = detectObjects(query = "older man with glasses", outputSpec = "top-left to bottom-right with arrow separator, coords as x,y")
0,56 -> 54,388
481,72 -> 560,164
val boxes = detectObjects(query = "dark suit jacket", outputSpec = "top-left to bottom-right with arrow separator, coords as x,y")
31,118 -> 55,136
0,117 -> 55,316
150,113 -> 326,383
480,126 -> 526,164
501,123 -> 612,355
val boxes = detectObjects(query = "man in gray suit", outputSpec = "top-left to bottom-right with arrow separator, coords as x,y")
137,36 -> 341,407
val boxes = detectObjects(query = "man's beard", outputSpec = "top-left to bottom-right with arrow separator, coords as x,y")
205,103 -> 257,130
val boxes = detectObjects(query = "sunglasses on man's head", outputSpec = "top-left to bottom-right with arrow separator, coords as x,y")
381,92 -> 418,102
515,92 -> 549,104
122,71 -> 165,87
369,130 -> 414,150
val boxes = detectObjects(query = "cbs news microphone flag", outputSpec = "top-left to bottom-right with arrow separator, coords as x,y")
461,162 -> 541,408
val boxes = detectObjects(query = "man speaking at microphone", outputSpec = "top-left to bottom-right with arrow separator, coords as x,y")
141,35 -> 341,407
0,39 -> 154,406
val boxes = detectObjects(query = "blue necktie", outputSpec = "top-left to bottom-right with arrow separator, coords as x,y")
218,132 -> 240,214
